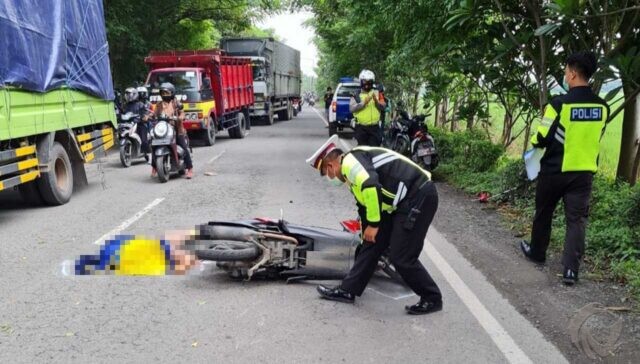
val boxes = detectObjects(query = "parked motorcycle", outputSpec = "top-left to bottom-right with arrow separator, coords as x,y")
150,114 -> 188,182
118,112 -> 150,167
385,111 -> 439,171
189,217 -> 402,283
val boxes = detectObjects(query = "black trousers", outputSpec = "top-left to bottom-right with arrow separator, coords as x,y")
355,124 -> 382,147
137,122 -> 150,153
176,135 -> 193,169
529,172 -> 593,271
341,182 -> 442,302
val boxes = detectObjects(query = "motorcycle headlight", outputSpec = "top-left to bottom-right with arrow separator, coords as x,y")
154,122 -> 168,138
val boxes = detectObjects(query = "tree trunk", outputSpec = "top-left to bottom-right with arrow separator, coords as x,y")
616,87 -> 640,184
522,120 -> 533,155
434,102 -> 440,128
467,114 -> 474,130
412,90 -> 419,116
438,98 -> 448,126
450,99 -> 460,132
501,112 -> 512,146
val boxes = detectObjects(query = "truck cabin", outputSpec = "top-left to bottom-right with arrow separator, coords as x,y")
146,68 -> 214,104
250,57 -> 268,82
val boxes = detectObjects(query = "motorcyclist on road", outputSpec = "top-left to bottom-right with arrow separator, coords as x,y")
350,70 -> 386,146
122,87 -> 152,161
152,82 -> 193,179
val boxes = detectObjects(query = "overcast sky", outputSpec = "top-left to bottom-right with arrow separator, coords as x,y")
256,10 -> 318,77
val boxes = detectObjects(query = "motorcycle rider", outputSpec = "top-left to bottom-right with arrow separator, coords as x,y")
122,87 -> 152,161
306,135 -> 443,315
350,70 -> 386,146
152,82 -> 193,179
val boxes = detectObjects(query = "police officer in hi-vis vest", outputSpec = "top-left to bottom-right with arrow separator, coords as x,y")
350,69 -> 386,146
520,51 -> 610,285
306,135 -> 442,315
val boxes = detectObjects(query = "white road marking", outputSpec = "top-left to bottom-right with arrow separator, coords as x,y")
92,197 -> 165,245
208,150 -> 226,164
311,107 -> 330,126
367,287 -> 416,301
424,238 -> 533,364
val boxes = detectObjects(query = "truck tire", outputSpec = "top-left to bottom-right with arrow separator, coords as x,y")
203,117 -> 216,146
18,180 -> 44,206
228,113 -> 246,139
277,103 -> 291,121
37,141 -> 73,206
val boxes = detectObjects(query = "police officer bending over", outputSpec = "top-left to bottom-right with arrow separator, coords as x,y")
307,136 -> 442,315
520,51 -> 610,285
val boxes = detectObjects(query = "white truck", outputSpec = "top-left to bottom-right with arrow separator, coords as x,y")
220,38 -> 302,125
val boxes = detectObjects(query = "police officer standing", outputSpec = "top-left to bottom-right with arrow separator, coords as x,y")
306,135 -> 443,315
520,51 -> 610,285
350,70 -> 386,146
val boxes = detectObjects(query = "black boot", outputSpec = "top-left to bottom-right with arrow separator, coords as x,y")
317,285 -> 355,304
520,240 -> 545,264
562,267 -> 579,286
405,298 -> 442,315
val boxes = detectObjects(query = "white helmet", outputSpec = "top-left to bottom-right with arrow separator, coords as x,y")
358,69 -> 375,82
136,86 -> 148,100
124,87 -> 138,102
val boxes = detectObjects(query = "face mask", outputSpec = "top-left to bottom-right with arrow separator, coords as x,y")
326,176 -> 344,186
161,95 -> 172,102
562,77 -> 570,91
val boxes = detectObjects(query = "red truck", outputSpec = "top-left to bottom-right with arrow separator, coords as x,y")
144,50 -> 254,146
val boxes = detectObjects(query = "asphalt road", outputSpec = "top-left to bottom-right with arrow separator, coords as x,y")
0,108 -> 567,363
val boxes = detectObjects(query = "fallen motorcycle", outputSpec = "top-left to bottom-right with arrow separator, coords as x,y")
188,217 -> 402,283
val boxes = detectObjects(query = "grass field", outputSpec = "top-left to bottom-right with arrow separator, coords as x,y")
423,95 -> 624,179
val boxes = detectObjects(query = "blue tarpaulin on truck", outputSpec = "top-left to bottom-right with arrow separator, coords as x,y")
0,0 -> 114,100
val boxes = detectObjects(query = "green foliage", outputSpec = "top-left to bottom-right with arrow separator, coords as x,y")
105,0 -> 285,89
430,127 -> 504,172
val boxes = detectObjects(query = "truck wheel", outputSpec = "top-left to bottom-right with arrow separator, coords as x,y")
37,141 -> 73,206
18,181 -> 44,206
155,155 -> 170,183
203,117 -> 216,146
229,113 -> 246,139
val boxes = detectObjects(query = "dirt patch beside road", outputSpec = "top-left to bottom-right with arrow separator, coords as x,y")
432,182 -> 640,363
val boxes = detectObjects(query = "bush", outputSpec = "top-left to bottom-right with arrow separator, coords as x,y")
431,127 -> 504,172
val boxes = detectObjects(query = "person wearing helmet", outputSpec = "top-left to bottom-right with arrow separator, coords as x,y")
153,82 -> 193,179
123,87 -> 152,160
136,86 -> 151,109
350,70 -> 386,146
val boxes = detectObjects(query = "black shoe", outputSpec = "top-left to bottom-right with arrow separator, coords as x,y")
562,268 -> 579,286
316,285 -> 355,304
520,240 -> 545,264
405,298 -> 442,315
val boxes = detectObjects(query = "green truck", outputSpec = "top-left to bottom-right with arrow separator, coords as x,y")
0,0 -> 117,205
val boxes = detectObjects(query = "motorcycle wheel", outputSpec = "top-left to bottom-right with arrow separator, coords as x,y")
155,155 -> 170,183
196,241 -> 261,261
119,140 -> 132,168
